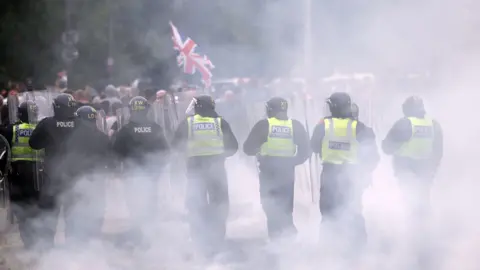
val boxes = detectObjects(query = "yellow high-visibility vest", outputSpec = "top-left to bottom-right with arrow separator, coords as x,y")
395,117 -> 434,159
187,115 -> 224,157
260,118 -> 296,157
321,118 -> 358,164
12,123 -> 43,162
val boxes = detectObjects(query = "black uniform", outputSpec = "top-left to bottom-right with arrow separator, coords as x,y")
311,93 -> 379,252
243,97 -> 310,239
28,93 -> 108,249
112,96 -> 170,247
62,105 -> 112,246
0,101 -> 42,249
171,95 -> 238,254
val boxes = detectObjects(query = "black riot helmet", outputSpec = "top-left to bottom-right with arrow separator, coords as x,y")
351,102 -> 359,120
128,96 -> 149,122
327,92 -> 351,118
18,100 -> 39,123
402,96 -> 425,117
193,95 -> 215,114
266,97 -> 288,118
53,93 -> 77,119
75,105 -> 97,123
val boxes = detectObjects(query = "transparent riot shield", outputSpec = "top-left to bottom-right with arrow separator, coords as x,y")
27,101 -> 44,193
7,94 -> 19,125
96,109 -> 108,134
115,107 -> 129,130
20,90 -> 57,120
150,93 -> 179,140
0,134 -> 12,227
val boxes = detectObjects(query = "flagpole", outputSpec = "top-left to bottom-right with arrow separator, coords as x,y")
304,0 -> 312,84
303,0 -> 316,203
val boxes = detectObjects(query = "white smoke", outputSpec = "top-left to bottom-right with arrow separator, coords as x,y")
4,0 -> 480,269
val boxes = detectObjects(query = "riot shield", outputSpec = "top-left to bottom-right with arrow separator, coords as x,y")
115,107 -> 129,130
27,101 -> 44,193
20,90 -> 57,120
151,94 -> 178,140
0,134 -> 12,227
7,94 -> 19,124
96,109 -> 108,134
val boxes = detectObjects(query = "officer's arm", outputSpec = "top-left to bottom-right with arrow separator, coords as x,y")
292,119 -> 311,165
431,120 -> 443,168
381,118 -> 412,155
29,118 -> 49,150
154,125 -> 171,154
243,119 -> 268,156
112,127 -> 129,158
357,122 -> 380,171
0,126 -> 13,147
310,120 -> 326,155
170,119 -> 188,151
220,119 -> 238,157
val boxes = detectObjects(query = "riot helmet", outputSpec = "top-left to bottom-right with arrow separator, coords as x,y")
75,105 -> 97,123
266,97 -> 288,118
18,101 -> 39,123
185,95 -> 215,115
351,102 -> 359,120
327,92 -> 351,118
53,93 -> 77,119
128,96 -> 149,122
402,96 -> 425,117
195,95 -> 215,111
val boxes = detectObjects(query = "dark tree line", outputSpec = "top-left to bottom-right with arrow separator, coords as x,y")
0,0 -> 297,90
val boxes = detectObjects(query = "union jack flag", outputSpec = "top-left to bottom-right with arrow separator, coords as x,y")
170,21 -> 214,87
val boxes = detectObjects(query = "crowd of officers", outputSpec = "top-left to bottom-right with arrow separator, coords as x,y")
0,89 -> 443,261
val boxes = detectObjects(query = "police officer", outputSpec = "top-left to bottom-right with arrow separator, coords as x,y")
310,92 -> 379,252
60,105 -> 112,246
382,96 -> 443,263
112,96 -> 170,248
29,93 -> 78,250
171,95 -> 238,255
243,97 -> 310,240
0,101 -> 43,249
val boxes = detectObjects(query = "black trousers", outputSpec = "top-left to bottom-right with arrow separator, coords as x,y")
258,162 -> 296,239
185,157 -> 229,251
10,161 -> 41,249
37,173 -> 106,249
319,164 -> 367,249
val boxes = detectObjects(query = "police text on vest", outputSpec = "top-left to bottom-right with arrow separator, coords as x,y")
18,129 -> 33,137
270,125 -> 292,138
193,123 -> 215,130
134,127 -> 152,133
56,121 -> 74,128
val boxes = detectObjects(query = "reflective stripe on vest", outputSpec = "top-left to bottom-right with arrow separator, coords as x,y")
321,118 -> 358,164
12,123 -> 43,162
395,117 -> 434,159
260,118 -> 296,157
187,115 -> 224,156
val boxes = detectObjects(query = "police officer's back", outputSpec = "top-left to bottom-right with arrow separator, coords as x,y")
70,106 -> 112,174
243,97 -> 310,167
243,97 -> 310,239
382,96 -> 443,176
311,92 -> 379,171
0,101 -> 43,199
29,93 -> 78,179
112,96 -> 170,165
0,101 -> 45,248
171,95 -> 238,160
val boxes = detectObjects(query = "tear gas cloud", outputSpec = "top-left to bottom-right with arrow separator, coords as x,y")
5,0 -> 480,269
